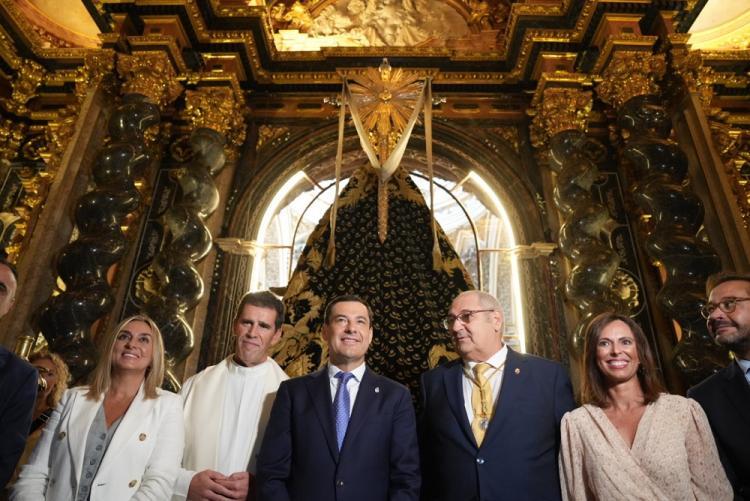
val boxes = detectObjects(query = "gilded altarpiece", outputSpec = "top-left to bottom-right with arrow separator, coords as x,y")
200,115 -> 581,394
0,0 -> 747,398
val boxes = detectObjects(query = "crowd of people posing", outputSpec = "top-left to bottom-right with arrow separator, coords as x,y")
1,263 -> 748,500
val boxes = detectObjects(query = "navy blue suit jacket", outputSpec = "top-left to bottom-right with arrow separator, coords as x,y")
688,361 -> 750,500
257,367 -> 420,501
419,348 -> 575,501
0,346 -> 37,488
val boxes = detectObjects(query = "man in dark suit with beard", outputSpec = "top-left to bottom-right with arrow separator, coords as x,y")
689,272 -> 750,500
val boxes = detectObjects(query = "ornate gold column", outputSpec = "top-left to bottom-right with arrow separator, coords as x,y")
1,52 -> 116,351
597,49 -> 727,386
139,81 -> 245,388
666,37 -> 750,271
530,73 -> 624,359
34,51 -> 181,379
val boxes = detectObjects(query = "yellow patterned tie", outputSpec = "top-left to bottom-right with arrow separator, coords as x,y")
470,362 -> 493,446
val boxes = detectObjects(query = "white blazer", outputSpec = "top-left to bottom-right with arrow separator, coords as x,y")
11,384 -> 184,501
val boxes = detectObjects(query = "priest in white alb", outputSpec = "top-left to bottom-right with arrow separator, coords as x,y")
172,291 -> 288,501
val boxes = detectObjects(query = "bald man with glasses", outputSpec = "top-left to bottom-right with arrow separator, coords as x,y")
419,290 -> 575,501
689,272 -> 750,500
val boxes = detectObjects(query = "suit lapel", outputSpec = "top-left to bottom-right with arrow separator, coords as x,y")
443,361 -> 476,447
0,346 -> 10,370
723,362 -> 750,424
483,348 -> 525,444
98,384 -> 154,476
65,391 -> 101,483
341,369 -> 376,453
306,369 -> 339,462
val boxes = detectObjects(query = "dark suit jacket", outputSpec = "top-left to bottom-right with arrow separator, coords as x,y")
0,346 -> 37,488
256,367 -> 420,501
688,361 -> 750,500
419,348 -> 575,501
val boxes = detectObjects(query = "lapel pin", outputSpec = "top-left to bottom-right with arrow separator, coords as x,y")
139,433 -> 147,441
514,368 -> 520,375
375,387 -> 380,393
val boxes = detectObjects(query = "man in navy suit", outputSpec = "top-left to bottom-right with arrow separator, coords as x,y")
420,290 -> 575,501
688,272 -> 750,500
257,294 -> 420,501
0,259 -> 37,488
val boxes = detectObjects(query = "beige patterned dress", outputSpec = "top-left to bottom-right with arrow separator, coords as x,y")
559,394 -> 733,501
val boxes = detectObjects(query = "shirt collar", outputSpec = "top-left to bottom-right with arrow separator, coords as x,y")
328,362 -> 366,382
228,355 -> 270,374
465,344 -> 508,371
736,357 -> 750,375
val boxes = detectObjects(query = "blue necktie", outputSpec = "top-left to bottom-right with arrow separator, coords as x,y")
333,371 -> 354,450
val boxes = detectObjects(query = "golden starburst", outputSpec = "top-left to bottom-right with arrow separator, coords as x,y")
348,59 -> 424,159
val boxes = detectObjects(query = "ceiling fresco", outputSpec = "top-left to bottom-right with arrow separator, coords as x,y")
270,0 -> 491,51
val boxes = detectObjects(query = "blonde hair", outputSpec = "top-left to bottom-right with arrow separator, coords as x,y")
29,349 -> 70,409
87,315 -> 165,400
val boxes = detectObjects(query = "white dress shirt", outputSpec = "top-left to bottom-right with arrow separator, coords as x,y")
328,363 -> 366,413
736,358 -> 750,385
462,344 -> 508,424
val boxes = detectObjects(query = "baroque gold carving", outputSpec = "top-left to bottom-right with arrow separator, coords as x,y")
596,51 -> 666,109
467,0 -> 493,30
710,121 -> 750,229
0,211 -> 21,262
487,126 -> 519,154
184,86 -> 246,147
669,47 -> 716,113
529,87 -> 592,148
75,51 -> 115,98
116,52 -> 183,108
256,124 -> 290,151
0,118 -> 26,163
610,269 -> 640,311
2,59 -> 45,114
42,106 -> 80,175
271,1 -> 313,31
0,24 -> 21,68
3,166 -> 52,263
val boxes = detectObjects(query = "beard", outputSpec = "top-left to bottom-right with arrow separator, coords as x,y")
709,319 -> 750,354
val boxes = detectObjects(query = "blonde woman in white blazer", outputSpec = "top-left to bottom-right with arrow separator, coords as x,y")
12,315 -> 184,501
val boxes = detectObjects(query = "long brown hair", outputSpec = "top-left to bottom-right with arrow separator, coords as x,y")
87,315 -> 165,400
580,312 -> 664,408
29,349 -> 70,409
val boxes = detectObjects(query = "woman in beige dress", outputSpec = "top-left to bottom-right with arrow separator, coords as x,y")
559,312 -> 732,501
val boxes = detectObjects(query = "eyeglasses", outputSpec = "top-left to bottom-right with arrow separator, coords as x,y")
700,297 -> 750,319
441,309 -> 496,330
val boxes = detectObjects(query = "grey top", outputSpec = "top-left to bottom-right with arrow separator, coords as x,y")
76,404 -> 123,501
